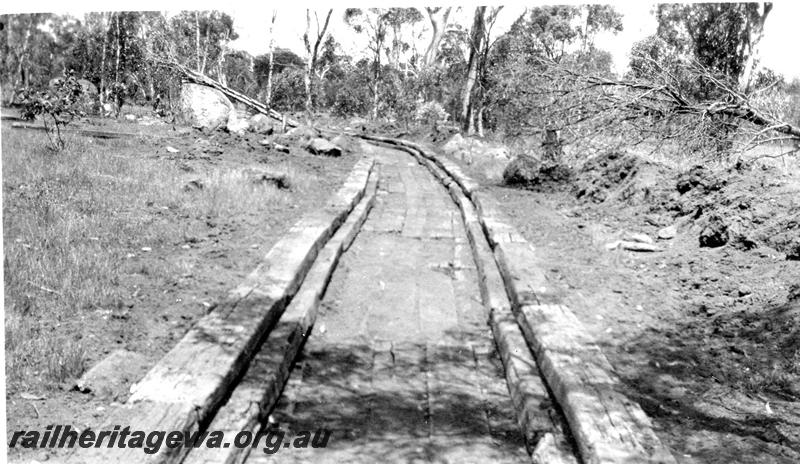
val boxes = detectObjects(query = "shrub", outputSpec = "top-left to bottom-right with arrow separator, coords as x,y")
18,70 -> 85,151
414,101 -> 450,131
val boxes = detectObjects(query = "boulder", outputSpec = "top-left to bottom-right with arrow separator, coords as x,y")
442,133 -> 466,155
285,125 -> 320,141
657,225 -> 678,240
304,138 -> 342,157
503,156 -> 540,187
226,112 -> 250,135
786,239 -> 800,261
331,135 -> 357,153
179,83 -> 233,131
249,113 -> 275,135
699,215 -> 729,248
74,349 -> 149,401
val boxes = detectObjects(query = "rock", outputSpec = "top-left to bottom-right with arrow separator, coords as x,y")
331,135 -> 356,153
245,169 -> 291,189
502,156 -> 540,187
442,133 -> 466,155
619,241 -> 662,252
74,349 -> 149,401
285,125 -> 319,141
657,225 -> 678,240
737,285 -> 752,297
502,155 -> 571,187
304,137 -> 342,157
789,283 -> 800,301
786,239 -> 800,261
179,83 -> 233,131
183,179 -> 204,191
483,146 -> 512,160
625,232 -> 654,244
249,113 -> 275,135
165,146 -> 180,154
676,165 -> 725,194
273,143 -> 290,154
226,112 -> 250,135
699,215 -> 729,248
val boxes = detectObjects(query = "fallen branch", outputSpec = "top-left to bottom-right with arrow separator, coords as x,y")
169,62 -> 300,129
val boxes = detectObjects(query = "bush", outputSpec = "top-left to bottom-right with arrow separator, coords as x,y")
414,101 -> 450,131
18,70 -> 85,151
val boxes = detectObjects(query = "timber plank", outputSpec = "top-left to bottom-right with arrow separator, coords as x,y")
183,167 -> 379,464
518,304 -> 676,464
64,157 -> 374,464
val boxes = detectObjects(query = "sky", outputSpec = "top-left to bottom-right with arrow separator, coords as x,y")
4,1 -> 800,80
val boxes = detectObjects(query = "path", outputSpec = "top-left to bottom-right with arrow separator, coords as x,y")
246,143 -> 528,463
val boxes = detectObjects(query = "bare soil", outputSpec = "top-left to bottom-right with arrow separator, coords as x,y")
446,147 -> 800,463
3,115 -> 356,461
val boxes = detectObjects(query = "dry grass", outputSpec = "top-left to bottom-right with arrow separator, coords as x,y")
2,126 -> 298,393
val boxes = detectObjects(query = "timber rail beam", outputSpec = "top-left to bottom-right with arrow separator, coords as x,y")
354,133 -> 677,464
62,156 -> 376,464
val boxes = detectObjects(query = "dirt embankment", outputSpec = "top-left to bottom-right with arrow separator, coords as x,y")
447,144 -> 800,463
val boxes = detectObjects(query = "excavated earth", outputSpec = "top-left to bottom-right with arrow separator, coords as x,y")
446,146 -> 800,464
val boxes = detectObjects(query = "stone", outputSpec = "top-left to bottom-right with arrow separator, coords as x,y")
786,238 -> 800,261
250,171 -> 291,190
179,83 -> 234,131
442,133 -> 465,155
249,113 -> 275,135
657,225 -> 677,240
788,283 -> 800,301
625,232 -> 654,244
285,125 -> 319,141
226,112 -> 250,135
502,155 -> 540,187
304,137 -> 342,157
74,349 -> 149,401
699,215 -> 728,248
331,135 -> 356,153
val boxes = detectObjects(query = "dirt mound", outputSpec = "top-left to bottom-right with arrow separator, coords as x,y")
573,151 -> 800,256
573,151 -> 669,204
502,156 -> 572,189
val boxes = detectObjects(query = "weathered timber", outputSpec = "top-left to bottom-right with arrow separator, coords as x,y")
367,136 -> 577,461
63,157 -> 374,464
183,167 -> 379,464
518,304 -> 676,464
358,133 -> 677,464
9,122 -> 177,139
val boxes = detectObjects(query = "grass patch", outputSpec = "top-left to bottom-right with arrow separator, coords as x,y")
2,126 -> 307,393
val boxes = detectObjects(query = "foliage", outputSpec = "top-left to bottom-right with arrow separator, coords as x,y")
17,70 -> 85,151
270,67 -> 307,112
414,101 -> 449,131
654,3 -> 773,91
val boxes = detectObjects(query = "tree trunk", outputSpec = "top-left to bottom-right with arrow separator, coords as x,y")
461,7 -> 486,133
303,9 -> 333,114
739,3 -> 773,92
265,10 -> 277,107
195,12 -> 201,72
423,7 -> 451,67
11,14 -> 36,103
114,13 -> 122,84
99,13 -> 109,104
201,23 -> 210,75
304,10 -> 313,114
372,37 -> 382,120
543,128 -> 563,164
